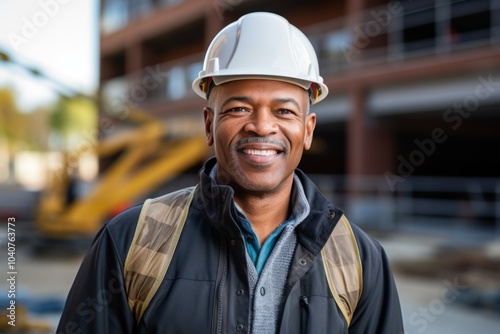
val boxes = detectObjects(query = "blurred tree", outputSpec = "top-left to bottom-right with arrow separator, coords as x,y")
0,87 -> 97,184
0,88 -> 28,153
28,107 -> 51,151
0,87 -> 28,183
0,88 -> 56,151
49,96 -> 97,151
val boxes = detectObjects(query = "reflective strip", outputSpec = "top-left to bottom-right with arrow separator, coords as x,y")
124,186 -> 196,323
321,215 -> 363,326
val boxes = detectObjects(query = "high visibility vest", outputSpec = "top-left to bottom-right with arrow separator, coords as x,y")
124,186 -> 363,326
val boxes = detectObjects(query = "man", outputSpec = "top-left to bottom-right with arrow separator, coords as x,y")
57,12 -> 404,334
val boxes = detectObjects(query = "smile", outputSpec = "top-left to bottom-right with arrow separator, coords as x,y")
242,149 -> 279,156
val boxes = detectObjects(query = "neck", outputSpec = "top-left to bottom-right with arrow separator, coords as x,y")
233,184 -> 292,245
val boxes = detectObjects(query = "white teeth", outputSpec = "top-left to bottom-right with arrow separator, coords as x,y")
243,149 -> 278,156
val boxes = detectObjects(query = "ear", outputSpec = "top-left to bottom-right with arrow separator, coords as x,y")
303,112 -> 316,150
204,107 -> 214,146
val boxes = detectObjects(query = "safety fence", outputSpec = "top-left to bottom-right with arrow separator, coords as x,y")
308,174 -> 500,238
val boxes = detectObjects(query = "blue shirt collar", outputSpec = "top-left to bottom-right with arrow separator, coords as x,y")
208,163 -> 310,274
208,162 -> 310,226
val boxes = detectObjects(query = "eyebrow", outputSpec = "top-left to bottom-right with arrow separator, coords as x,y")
220,96 -> 253,111
220,96 -> 302,112
272,98 -> 301,111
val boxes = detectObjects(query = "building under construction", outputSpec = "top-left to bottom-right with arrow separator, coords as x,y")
98,0 -> 500,235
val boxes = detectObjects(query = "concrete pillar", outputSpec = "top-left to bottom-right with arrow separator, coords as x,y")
347,86 -> 367,177
347,0 -> 366,15
125,42 -> 143,74
346,86 -> 395,192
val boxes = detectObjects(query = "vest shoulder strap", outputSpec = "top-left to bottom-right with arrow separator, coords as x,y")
123,186 -> 196,323
321,214 -> 363,326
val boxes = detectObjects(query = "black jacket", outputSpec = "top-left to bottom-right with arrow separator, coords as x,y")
57,158 -> 404,333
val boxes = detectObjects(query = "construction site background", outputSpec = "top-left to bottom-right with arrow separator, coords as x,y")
1,0 -> 500,332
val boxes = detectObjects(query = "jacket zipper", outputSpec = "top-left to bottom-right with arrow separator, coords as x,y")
212,237 -> 228,334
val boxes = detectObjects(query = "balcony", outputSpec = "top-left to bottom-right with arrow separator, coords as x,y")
308,0 -> 500,74
100,53 -> 203,118
101,0 -> 185,35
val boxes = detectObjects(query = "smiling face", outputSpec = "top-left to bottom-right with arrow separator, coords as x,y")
204,79 -> 316,197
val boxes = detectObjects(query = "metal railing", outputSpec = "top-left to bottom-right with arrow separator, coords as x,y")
306,0 -> 500,74
100,53 -> 203,117
101,0 -> 185,35
308,174 -> 500,238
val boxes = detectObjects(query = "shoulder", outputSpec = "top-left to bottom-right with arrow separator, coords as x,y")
347,219 -> 389,268
102,186 -> 197,255
346,219 -> 395,286
97,204 -> 144,258
348,221 -> 385,258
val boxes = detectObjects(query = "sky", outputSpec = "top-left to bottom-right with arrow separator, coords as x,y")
0,0 -> 99,110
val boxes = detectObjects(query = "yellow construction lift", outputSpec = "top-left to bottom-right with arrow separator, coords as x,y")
35,109 -> 209,240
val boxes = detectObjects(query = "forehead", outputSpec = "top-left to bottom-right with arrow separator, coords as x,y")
210,79 -> 308,107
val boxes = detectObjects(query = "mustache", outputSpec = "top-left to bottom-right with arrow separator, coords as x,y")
235,137 -> 287,151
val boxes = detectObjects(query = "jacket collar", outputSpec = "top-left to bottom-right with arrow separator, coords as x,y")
293,169 -> 344,255
208,161 -> 311,227
194,157 -> 343,255
195,157 -> 240,238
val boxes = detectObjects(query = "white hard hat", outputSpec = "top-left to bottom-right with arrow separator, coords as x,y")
192,12 -> 328,104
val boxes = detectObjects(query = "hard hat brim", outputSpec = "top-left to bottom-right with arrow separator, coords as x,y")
193,75 -> 328,104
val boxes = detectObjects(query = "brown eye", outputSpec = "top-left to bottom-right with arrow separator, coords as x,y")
227,107 -> 248,112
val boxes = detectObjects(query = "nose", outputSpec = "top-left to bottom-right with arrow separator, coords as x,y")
243,108 -> 278,136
